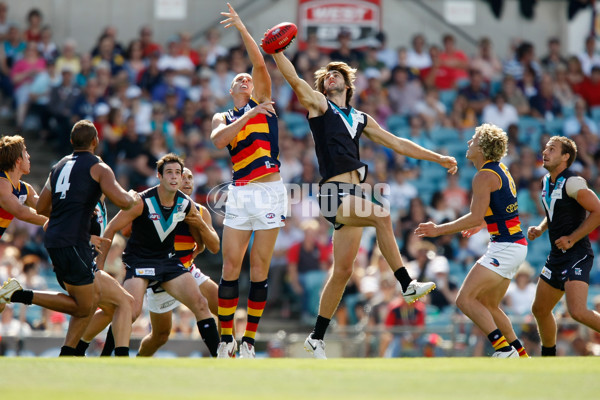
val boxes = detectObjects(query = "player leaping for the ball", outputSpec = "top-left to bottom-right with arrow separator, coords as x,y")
210,3 -> 287,359
270,33 -> 458,359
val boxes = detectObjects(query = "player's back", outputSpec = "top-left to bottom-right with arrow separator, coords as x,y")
123,186 -> 191,260
481,161 -> 526,244
45,151 -> 102,248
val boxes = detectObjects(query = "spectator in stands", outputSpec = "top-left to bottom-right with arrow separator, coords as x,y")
209,56 -> 235,108
387,65 -> 424,116
459,69 -> 489,117
449,94 -> 477,131
360,45 -> 389,82
564,97 -> 598,137
4,24 -> 26,68
158,36 -> 195,90
55,38 -> 80,76
11,41 -> 45,128
123,39 -> 145,85
329,28 -> 362,67
151,68 -> 186,110
47,65 -> 80,145
375,31 -> 397,70
380,292 -> 426,357
482,92 -> 519,131
519,65 -> 539,99
75,52 -> 93,87
504,41 -> 540,81
541,37 -> 567,75
37,26 -> 58,63
177,31 -> 200,67
24,9 -> 43,43
421,45 -> 455,90
470,37 -> 503,82
442,173 -> 469,215
204,27 -> 227,67
553,64 -> 576,109
0,2 -> 8,41
92,34 -> 124,75
406,33 -> 431,71
529,73 -> 562,120
414,87 -> 447,129
502,74 -> 530,115
578,65 -> 600,108
504,262 -> 536,316
440,34 -> 469,84
287,218 -> 331,321
567,55 -> 586,94
71,77 -> 105,123
578,35 -> 600,76
0,303 -> 32,337
139,25 -> 161,58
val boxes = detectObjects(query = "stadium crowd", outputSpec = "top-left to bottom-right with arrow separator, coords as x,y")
1,3 -> 600,357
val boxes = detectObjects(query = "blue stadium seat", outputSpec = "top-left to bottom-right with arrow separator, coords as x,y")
590,106 -> 600,126
439,89 -> 458,111
387,114 -> 409,135
544,118 -> 565,136
430,127 -> 460,147
562,105 -> 575,118
490,79 -> 503,97
281,112 -> 310,138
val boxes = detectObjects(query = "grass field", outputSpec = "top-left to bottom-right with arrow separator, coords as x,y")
0,357 -> 598,400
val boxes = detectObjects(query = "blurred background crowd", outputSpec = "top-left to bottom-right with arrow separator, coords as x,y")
1,2 -> 600,357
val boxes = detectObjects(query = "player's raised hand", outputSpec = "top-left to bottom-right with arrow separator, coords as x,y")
249,101 -> 276,118
415,221 -> 440,238
527,225 -> 543,241
440,156 -> 458,175
220,3 -> 243,30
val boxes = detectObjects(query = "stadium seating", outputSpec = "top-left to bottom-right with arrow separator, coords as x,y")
281,112 -> 310,138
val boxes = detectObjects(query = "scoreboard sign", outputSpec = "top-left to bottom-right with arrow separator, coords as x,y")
297,0 -> 382,50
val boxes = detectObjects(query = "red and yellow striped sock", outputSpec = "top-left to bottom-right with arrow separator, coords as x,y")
510,339 -> 529,358
488,329 -> 510,351
243,279 -> 268,345
218,279 -> 239,342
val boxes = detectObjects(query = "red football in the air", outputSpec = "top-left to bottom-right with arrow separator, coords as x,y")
261,22 -> 298,54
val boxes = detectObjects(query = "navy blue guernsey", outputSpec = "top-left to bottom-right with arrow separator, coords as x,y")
308,100 -> 368,184
45,151 -> 102,248
123,186 -> 191,260
541,169 -> 592,257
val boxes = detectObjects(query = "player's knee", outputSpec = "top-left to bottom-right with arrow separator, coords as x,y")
531,300 -> 547,318
567,305 -> 587,323
153,329 -> 170,346
332,264 -> 353,282
455,292 -> 470,312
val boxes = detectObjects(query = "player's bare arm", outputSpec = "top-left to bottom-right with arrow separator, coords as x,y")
35,175 -> 52,217
362,114 -> 458,175
415,171 -> 495,237
221,3 -> 271,102
96,202 -> 143,269
555,186 -> 600,251
527,217 -> 548,241
0,179 -> 47,226
211,103 -> 275,149
24,182 -> 39,207
91,162 -> 140,210
187,205 -> 220,254
271,52 -> 327,116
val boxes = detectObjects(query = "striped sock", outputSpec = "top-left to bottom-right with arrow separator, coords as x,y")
243,279 -> 268,346
218,279 -> 239,343
487,329 -> 511,351
510,339 -> 529,358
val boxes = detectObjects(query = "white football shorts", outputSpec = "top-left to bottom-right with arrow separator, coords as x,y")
145,265 -> 211,313
223,179 -> 287,231
477,241 -> 528,279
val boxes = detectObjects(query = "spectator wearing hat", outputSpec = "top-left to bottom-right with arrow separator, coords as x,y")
503,262 -> 536,316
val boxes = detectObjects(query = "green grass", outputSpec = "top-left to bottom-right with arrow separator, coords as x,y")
0,358 -> 598,399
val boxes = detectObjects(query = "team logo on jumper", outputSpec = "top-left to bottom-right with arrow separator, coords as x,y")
18,194 -> 27,205
490,258 -> 500,267
265,213 -> 275,219
149,213 -> 161,221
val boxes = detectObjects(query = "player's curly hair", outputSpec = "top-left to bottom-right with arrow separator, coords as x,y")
314,61 -> 356,106
548,135 -> 577,168
476,123 -> 507,162
157,153 -> 184,176
0,135 -> 25,172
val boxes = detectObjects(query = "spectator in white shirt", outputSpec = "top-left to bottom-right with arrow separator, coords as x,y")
578,36 -> 600,76
481,92 -> 519,132
406,33 -> 431,71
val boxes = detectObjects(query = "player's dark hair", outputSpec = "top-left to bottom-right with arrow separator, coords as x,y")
314,62 -> 356,106
0,135 -> 25,172
157,153 -> 184,175
549,136 -> 577,168
70,120 -> 98,150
